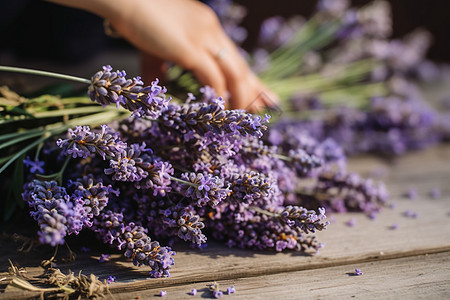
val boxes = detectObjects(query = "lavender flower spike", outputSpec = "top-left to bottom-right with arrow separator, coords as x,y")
176,211 -> 207,245
69,175 -> 115,223
104,143 -> 174,196
280,206 -> 329,233
179,172 -> 230,207
88,65 -> 170,119
93,211 -> 175,277
57,124 -> 126,159
161,99 -> 270,138
22,180 -> 85,246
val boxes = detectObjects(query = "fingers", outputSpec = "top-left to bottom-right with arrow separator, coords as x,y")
215,37 -> 280,112
188,51 -> 228,100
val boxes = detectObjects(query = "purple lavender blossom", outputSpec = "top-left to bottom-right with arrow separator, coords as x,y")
346,218 -> 356,227
227,285 -> 236,294
258,15 -> 305,49
288,148 -> 323,175
178,173 -> 229,207
57,124 -> 126,159
88,65 -> 170,119
213,290 -> 223,298
23,156 -> 45,174
105,143 -> 173,196
208,205 -> 325,253
22,180 -> 85,246
160,99 -> 270,138
69,175 -> 115,222
403,210 -> 418,219
199,85 -> 218,103
404,187 -> 417,200
92,211 -> 175,277
354,268 -> 363,276
228,170 -> 273,204
106,275 -> 116,284
389,223 -> 398,230
175,211 -> 207,245
310,170 -> 389,216
279,206 -> 329,233
99,254 -> 110,263
159,204 -> 207,246
317,0 -> 349,17
429,188 -> 441,199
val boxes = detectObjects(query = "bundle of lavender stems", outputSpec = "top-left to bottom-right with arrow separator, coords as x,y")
14,65 -> 388,277
202,0 -> 450,156
4,0 -> 448,279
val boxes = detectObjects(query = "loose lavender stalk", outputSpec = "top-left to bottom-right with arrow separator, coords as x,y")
300,170 -> 389,216
92,211 -> 175,277
250,205 -> 329,234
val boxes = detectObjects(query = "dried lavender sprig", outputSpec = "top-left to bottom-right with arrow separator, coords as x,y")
92,210 -> 175,277
88,65 -> 170,119
57,124 -> 126,160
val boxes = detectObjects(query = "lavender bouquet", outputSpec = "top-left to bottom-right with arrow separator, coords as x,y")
0,65 -> 388,278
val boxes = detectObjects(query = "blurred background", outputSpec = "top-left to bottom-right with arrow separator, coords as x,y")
238,0 -> 450,63
1,0 -> 449,91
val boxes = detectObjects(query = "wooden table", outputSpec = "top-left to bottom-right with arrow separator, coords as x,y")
1,145 -> 450,299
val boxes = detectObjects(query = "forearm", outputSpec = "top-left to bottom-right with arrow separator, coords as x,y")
45,0 -> 130,20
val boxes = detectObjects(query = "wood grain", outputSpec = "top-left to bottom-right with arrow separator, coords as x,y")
111,251 -> 450,299
1,144 -> 449,297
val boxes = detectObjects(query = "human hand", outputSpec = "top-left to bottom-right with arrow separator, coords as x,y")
50,0 -> 278,111
116,0 -> 279,111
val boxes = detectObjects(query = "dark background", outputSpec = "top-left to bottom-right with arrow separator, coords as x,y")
1,0 -> 449,63
238,0 -> 450,63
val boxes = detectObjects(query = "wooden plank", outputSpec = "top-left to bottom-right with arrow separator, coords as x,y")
1,145 -> 450,294
111,251 -> 450,299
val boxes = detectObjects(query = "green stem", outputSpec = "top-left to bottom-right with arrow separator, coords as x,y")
0,130 -> 46,149
0,134 -> 51,174
0,66 -> 91,84
33,105 -> 115,118
271,153 -> 294,162
34,142 -> 44,161
169,175 -> 198,187
0,128 -> 44,142
249,206 -> 278,217
36,155 -> 72,185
